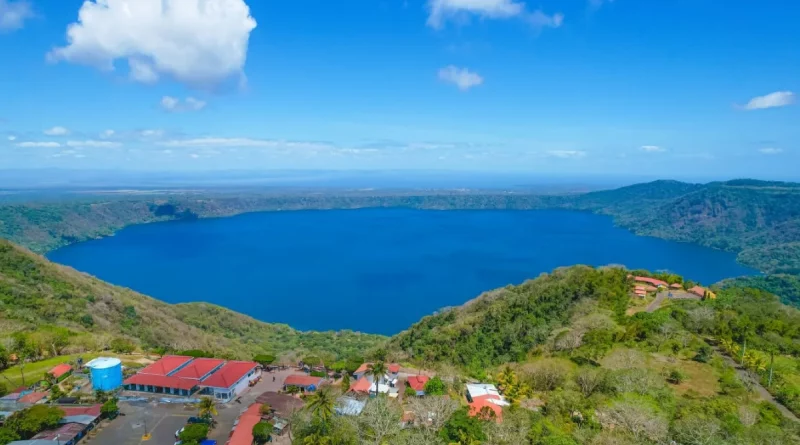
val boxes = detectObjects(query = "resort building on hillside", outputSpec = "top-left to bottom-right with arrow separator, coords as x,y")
123,356 -> 259,401
634,276 -> 668,288
689,286 -> 716,299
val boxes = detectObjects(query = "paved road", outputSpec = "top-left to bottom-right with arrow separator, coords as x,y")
712,345 -> 799,423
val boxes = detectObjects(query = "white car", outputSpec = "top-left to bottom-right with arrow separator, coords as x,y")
175,427 -> 184,439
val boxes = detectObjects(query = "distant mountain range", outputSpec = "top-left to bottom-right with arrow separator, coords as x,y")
2,178 -> 798,277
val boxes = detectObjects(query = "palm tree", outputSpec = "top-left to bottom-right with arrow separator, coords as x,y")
306,386 -> 336,423
198,396 -> 218,420
367,361 -> 388,394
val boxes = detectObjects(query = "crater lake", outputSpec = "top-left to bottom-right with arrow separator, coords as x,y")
48,209 -> 757,334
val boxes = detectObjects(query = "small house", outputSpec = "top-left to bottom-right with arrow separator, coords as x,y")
688,286 -> 707,298
48,364 -> 73,382
634,276 -> 668,288
349,377 -> 372,394
406,376 -> 429,396
335,397 -> 366,416
670,283 -> 682,290
283,374 -> 324,393
353,363 -> 400,387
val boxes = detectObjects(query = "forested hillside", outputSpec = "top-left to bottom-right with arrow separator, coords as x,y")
0,239 -> 384,359
385,266 -> 800,444
566,180 -> 800,273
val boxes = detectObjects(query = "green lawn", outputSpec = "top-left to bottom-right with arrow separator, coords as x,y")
0,353 -> 103,389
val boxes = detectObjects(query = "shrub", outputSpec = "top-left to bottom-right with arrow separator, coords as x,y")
424,376 -> 446,395
101,399 -> 119,418
310,371 -> 326,378
179,423 -> 209,442
404,385 -> 417,397
666,369 -> 685,385
252,422 -> 272,444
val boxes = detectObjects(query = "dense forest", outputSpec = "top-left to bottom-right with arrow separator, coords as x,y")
2,179 -> 799,277
0,239 -> 384,360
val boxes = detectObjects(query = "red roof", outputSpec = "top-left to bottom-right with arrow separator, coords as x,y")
634,276 -> 668,287
60,405 -> 102,417
689,286 -> 706,297
226,403 -> 263,445
49,364 -> 73,379
354,363 -> 400,374
670,283 -> 682,289
469,398 -> 503,422
284,375 -> 324,387
202,361 -> 258,389
138,355 -> 193,376
124,373 -> 198,391
19,392 -> 48,404
406,376 -> 429,391
349,377 -> 372,393
172,358 -> 225,380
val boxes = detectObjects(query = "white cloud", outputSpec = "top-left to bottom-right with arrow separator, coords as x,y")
742,91 -> 795,110
161,95 -> 207,112
759,147 -> 783,155
547,150 -> 586,159
66,140 -> 122,148
0,0 -> 33,32
588,0 -> 613,9
7,135 -> 16,141
43,126 -> 70,136
427,0 -> 563,30
139,129 -> 164,138
640,145 -> 666,152
47,0 -> 258,88
158,137 -> 333,150
100,129 -> 115,138
17,141 -> 62,148
189,153 -> 200,159
438,66 -> 484,91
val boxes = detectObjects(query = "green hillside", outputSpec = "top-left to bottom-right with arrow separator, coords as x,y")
0,239 -> 384,360
384,266 -> 800,444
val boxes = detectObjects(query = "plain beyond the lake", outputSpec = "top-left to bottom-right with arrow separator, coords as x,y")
48,208 -> 756,334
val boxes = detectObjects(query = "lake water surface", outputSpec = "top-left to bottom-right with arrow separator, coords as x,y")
48,209 -> 756,334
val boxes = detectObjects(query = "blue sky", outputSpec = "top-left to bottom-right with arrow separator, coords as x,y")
0,0 -> 798,179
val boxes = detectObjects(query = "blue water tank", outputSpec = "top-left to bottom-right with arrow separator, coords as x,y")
86,357 -> 123,391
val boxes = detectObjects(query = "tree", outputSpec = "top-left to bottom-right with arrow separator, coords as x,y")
574,367 -> 607,397
597,397 -> 668,443
0,427 -> 20,444
4,405 -> 64,439
340,371 -> 350,391
109,337 -> 135,354
259,404 -> 273,416
485,409 -> 530,445
198,396 -> 218,420
253,354 -> 276,367
252,422 -> 272,444
424,376 -> 446,395
306,386 -> 336,423
355,396 -> 402,445
405,396 -> 458,432
404,385 -> 417,397
101,398 -> 119,418
94,389 -> 109,403
179,423 -> 209,443
0,345 -> 10,370
439,408 -> 486,444
367,362 -> 388,392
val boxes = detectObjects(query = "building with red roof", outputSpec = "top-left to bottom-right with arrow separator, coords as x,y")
60,404 -> 102,417
124,373 -> 199,396
172,358 -> 225,381
200,361 -> 260,403
406,376 -> 429,395
689,286 -> 707,298
48,363 -> 73,381
353,363 -> 401,387
670,283 -> 682,289
138,355 -> 193,376
225,403 -> 264,445
349,377 -> 372,394
18,391 -> 48,405
634,276 -> 668,287
468,396 -> 503,423
283,375 -> 324,392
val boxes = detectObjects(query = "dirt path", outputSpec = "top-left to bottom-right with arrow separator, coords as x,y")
646,292 -> 667,312
712,345 -> 799,422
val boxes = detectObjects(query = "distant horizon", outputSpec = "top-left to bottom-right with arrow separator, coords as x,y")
3,167 -> 799,191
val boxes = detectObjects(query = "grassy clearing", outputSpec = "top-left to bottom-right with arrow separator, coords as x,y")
649,353 -> 720,396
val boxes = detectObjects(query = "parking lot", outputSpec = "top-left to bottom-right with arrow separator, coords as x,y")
90,367 -> 298,444
89,400 -> 194,445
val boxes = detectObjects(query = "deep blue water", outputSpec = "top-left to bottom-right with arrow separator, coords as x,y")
48,209 -> 756,334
